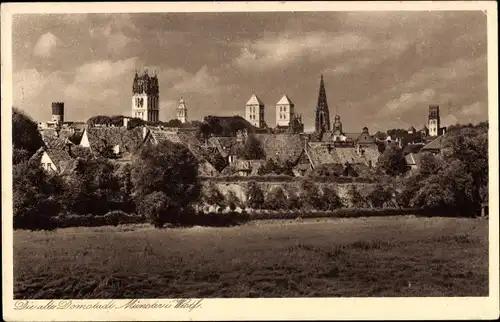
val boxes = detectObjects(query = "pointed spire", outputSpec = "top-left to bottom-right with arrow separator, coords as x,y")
315,74 -> 331,132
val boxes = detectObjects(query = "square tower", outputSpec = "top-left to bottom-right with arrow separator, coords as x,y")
276,95 -> 294,127
132,70 -> 160,122
245,94 -> 265,128
428,104 -> 441,137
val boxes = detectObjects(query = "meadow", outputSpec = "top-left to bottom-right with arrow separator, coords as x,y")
14,216 -> 488,298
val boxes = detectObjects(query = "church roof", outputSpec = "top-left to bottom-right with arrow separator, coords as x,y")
408,125 -> 416,131
246,94 -> 264,106
277,95 -> 294,106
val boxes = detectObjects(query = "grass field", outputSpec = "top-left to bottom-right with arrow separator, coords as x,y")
14,216 -> 488,298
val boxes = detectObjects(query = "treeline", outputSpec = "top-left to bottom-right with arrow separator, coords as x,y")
86,115 -> 201,129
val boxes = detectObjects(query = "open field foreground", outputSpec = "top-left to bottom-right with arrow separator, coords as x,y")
14,216 -> 488,298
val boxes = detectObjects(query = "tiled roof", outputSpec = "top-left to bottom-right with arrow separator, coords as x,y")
86,126 -> 143,153
246,94 -> 264,106
421,135 -> 443,151
307,144 -> 341,166
254,133 -> 305,164
277,95 -> 294,105
149,128 -> 183,144
306,144 -> 379,167
208,136 -> 238,158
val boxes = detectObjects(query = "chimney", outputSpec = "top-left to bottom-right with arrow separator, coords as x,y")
142,126 -> 148,140
123,117 -> 129,128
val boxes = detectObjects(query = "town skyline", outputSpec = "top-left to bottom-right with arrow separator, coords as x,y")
13,11 -> 487,132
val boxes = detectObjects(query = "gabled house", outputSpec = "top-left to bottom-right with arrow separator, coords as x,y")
80,125 -> 143,161
30,140 -> 77,175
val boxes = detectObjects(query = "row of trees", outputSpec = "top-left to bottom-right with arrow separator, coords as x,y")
86,115 -> 201,130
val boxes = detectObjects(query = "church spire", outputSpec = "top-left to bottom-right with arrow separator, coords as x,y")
315,74 -> 331,132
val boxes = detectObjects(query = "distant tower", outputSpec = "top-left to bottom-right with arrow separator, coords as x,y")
428,104 -> 441,136
177,97 -> 188,123
245,94 -> 265,128
332,114 -> 343,135
276,95 -> 294,127
315,75 -> 331,132
131,70 -> 160,122
51,102 -> 64,124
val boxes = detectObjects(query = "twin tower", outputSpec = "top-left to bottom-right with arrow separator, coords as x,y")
245,94 -> 297,128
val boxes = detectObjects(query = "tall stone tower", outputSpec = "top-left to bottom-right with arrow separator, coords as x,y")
177,97 -> 188,124
51,102 -> 64,124
132,70 -> 159,122
276,95 -> 294,127
315,75 -> 331,132
245,94 -> 265,128
428,104 -> 441,137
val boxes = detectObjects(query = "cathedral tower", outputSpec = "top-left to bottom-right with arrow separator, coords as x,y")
276,95 -> 295,127
132,70 -> 159,122
177,97 -> 188,123
315,75 -> 331,132
428,104 -> 441,137
245,94 -> 265,128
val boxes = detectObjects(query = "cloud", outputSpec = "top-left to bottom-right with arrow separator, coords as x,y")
383,88 -> 437,114
323,36 -> 410,75
234,32 -> 372,70
171,66 -> 221,95
33,32 -> 59,58
89,14 -> 138,53
64,57 -> 138,101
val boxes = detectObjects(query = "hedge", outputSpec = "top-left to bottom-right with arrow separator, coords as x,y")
200,175 -> 376,184
247,208 -> 420,220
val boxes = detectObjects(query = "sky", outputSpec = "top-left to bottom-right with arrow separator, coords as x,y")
12,11 -> 488,132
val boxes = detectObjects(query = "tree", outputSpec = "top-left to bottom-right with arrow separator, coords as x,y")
366,183 -> 394,208
64,157 -> 121,216
127,118 -> 147,130
203,182 -> 226,212
377,144 -> 408,176
418,152 -> 443,177
12,108 -> 44,156
110,115 -> 124,127
13,148 -> 32,165
264,186 -> 287,210
115,163 -> 134,213
13,161 -> 63,230
138,192 -> 173,228
300,179 -> 322,210
346,184 -> 369,208
321,186 -> 344,210
164,119 -> 183,128
238,134 -> 265,160
87,115 -> 112,126
245,180 -> 264,210
226,190 -> 240,211
286,185 -> 303,210
131,140 -> 201,224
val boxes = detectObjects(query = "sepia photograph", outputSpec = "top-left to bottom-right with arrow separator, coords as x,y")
2,1 -> 498,321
